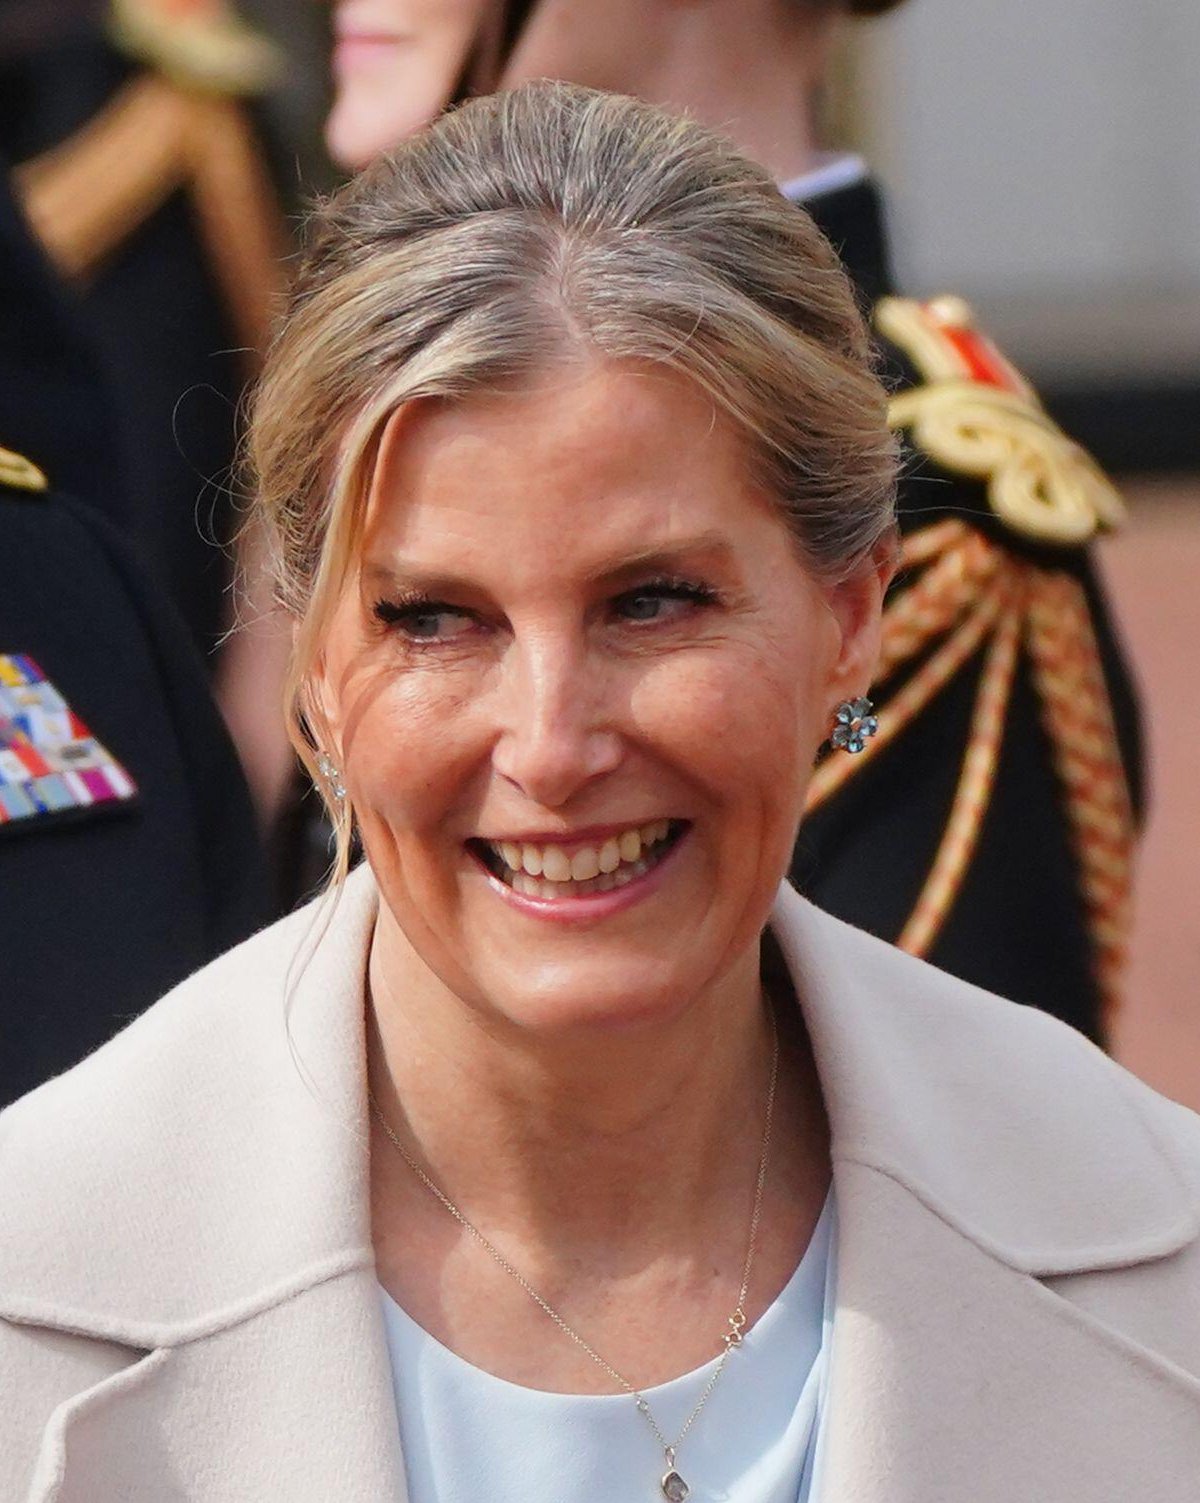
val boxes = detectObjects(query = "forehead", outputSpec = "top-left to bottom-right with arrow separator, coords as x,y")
361,361 -> 777,574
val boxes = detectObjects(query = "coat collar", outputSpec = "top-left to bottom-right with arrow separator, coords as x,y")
770,881 -> 1198,1274
1,870 -> 1195,1345
0,869 -> 382,1345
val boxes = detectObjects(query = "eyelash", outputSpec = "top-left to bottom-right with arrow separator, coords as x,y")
370,575 -> 719,644
618,576 -> 719,616
371,591 -> 452,632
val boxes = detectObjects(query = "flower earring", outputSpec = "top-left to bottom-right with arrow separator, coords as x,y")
831,697 -> 878,755
316,752 -> 346,801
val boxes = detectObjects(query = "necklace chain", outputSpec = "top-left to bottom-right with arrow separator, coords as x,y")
369,1010 -> 779,1494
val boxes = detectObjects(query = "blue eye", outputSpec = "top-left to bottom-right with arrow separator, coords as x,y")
372,597 -> 474,642
613,579 -> 717,623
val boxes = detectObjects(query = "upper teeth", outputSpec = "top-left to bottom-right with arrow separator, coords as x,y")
493,820 -> 671,883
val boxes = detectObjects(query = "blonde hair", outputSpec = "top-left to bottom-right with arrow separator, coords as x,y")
248,80 -> 898,879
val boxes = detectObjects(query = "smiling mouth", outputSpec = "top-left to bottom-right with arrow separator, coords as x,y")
469,820 -> 687,900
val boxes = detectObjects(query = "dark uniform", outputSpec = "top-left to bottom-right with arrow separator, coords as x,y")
791,179 -> 1142,1043
0,3 -> 284,659
0,172 -> 269,1106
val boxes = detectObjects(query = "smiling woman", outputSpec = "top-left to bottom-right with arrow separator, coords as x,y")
3,80 -> 1200,1503
251,83 -> 897,1046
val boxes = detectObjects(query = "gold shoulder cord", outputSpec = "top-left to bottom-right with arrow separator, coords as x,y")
0,447 -> 49,493
804,296 -> 1135,1030
11,0 -> 285,362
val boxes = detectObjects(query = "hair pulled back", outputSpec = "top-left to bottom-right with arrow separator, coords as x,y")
248,81 -> 898,864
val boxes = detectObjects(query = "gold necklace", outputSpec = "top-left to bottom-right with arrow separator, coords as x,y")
370,1012 -> 779,1503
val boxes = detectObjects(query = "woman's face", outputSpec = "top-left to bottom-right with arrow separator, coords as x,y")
326,0 -> 492,170
317,361 -> 888,1035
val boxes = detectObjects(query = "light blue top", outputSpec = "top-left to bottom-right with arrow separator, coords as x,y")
379,1194 -> 837,1503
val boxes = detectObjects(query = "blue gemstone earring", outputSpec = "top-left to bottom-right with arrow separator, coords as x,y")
831,697 -> 878,755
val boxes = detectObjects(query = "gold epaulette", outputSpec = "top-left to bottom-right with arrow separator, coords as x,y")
876,294 -> 1125,546
12,73 -> 284,357
108,0 -> 282,98
0,446 -> 48,494
802,304 -> 1138,1023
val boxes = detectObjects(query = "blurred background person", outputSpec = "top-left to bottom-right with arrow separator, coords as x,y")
0,165 -> 269,1105
325,0 -> 501,169
319,0 -> 1143,1046
0,0 -> 299,834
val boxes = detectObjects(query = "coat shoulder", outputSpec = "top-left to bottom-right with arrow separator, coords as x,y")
829,895 -> 1200,1157
1,895 -> 312,1143
0,888 -> 339,1245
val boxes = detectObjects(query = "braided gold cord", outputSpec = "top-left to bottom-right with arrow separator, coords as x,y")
877,530 -> 1000,683
803,515 -> 1134,1018
897,591 -> 1023,957
1025,573 -> 1135,1023
806,570 -> 1010,812
898,517 -> 971,567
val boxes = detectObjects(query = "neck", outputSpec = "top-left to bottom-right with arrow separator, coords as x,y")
367,908 -> 824,1266
502,0 -> 833,184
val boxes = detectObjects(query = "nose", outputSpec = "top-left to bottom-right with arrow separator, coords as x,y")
491,634 -> 623,809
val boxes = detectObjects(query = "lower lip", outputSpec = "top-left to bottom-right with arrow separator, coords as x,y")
474,831 -> 690,925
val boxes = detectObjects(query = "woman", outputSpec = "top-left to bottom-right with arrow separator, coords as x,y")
321,0 -> 1146,1046
1,84 -> 1197,1503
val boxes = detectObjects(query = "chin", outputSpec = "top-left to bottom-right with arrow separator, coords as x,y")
477,963 -> 706,1038
487,979 -> 694,1040
325,98 -> 431,173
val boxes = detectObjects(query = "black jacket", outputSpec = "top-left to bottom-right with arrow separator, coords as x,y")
0,168 -> 269,1104
0,30 -> 251,659
0,475 -> 271,1105
792,180 -> 1142,1043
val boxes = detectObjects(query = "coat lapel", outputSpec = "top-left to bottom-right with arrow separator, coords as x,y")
3,868 -> 410,1502
822,1162 -> 1200,1502
769,883 -> 1200,1501
36,1266 -> 407,1503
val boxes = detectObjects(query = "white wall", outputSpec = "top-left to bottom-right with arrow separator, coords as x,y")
856,0 -> 1200,379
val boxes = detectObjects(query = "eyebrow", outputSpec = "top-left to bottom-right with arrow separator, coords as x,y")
592,533 -> 737,585
362,533 -> 738,596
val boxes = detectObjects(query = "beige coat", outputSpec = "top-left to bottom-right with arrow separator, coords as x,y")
3,866 -> 1200,1501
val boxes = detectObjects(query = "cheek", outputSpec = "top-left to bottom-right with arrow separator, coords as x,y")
323,619 -> 485,841
627,633 -> 829,811
328,37 -> 467,161
349,674 -> 483,835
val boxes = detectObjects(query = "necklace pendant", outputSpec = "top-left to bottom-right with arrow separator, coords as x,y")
661,1468 -> 690,1502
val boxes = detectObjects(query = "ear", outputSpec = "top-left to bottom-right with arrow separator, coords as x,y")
297,629 -> 341,766
821,530 -> 898,707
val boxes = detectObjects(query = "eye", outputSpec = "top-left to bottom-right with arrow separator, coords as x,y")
372,597 -> 476,642
611,578 -> 718,624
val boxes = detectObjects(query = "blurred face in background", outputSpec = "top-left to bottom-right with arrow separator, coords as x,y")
500,0 -> 673,95
326,0 -> 494,170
